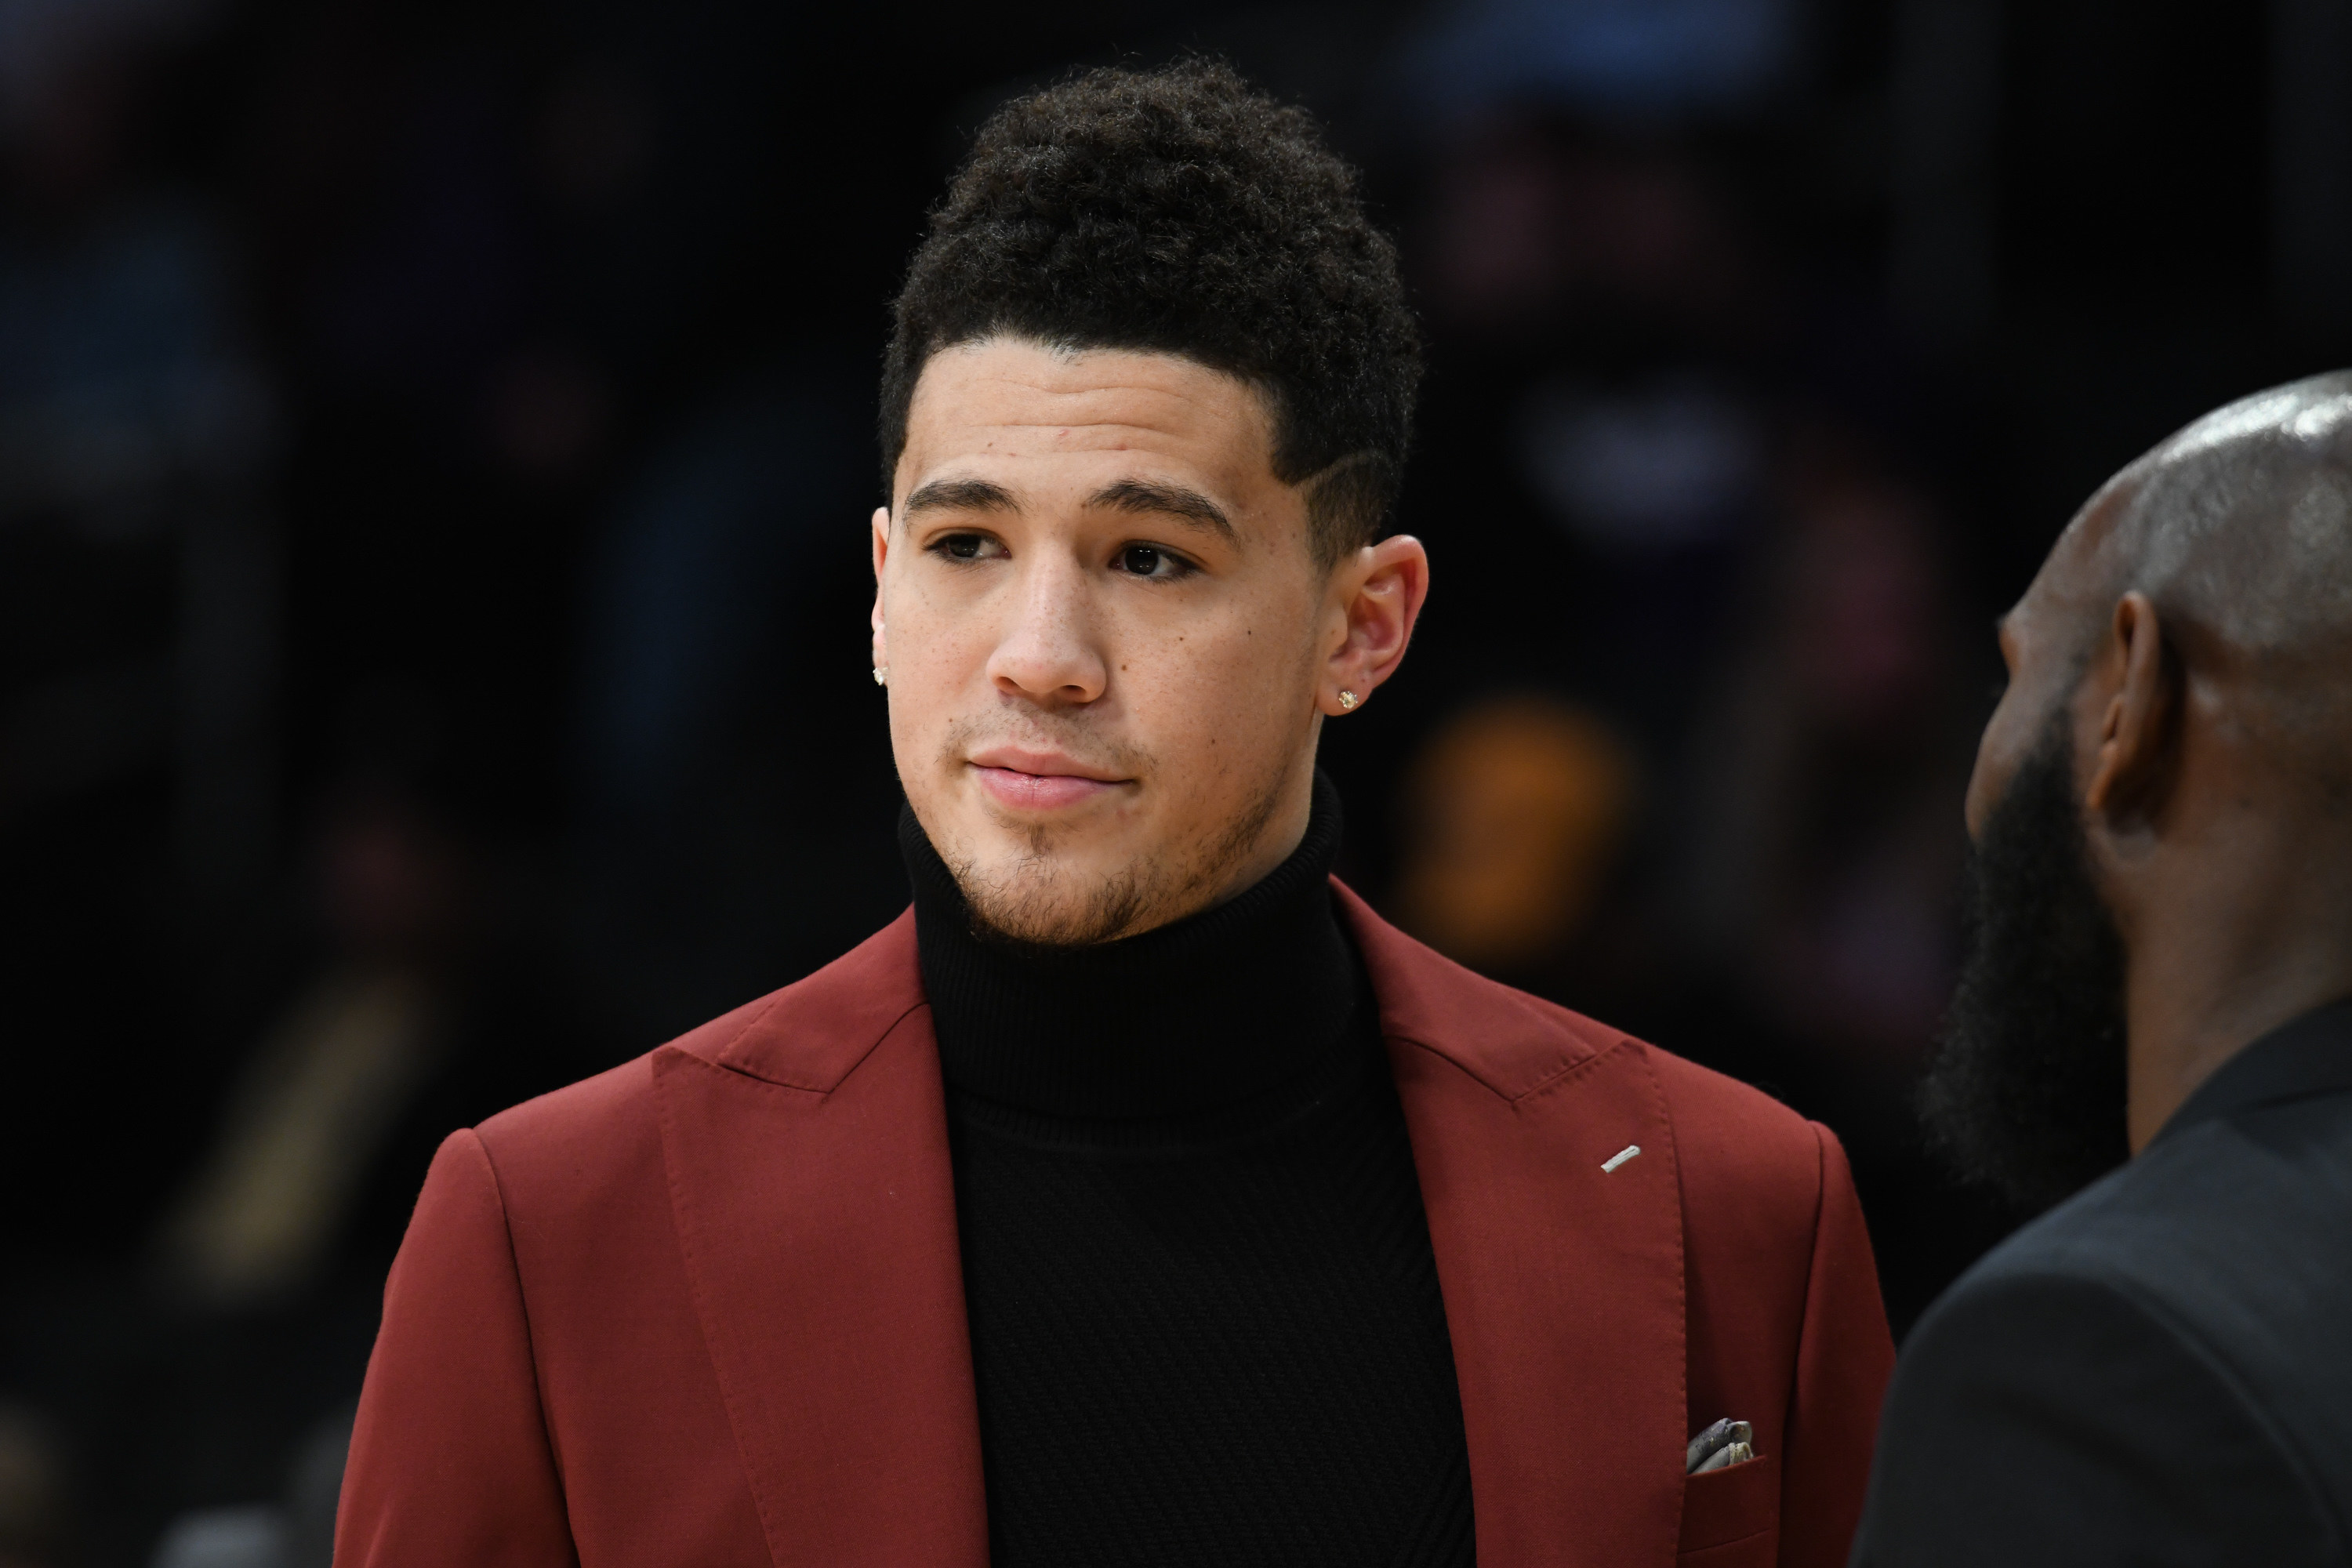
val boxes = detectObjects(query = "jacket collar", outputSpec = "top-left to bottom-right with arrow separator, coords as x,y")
653,912 -> 989,1568
693,885 -> 1624,1104
2153,995 -> 2352,1146
658,887 -> 1690,1568
1337,881 -> 1690,1567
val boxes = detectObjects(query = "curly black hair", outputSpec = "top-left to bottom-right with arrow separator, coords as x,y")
880,58 -> 1421,564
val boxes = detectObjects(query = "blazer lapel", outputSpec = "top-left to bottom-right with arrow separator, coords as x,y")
646,891 -> 1686,1568
1340,884 -> 1688,1568
652,913 -> 989,1568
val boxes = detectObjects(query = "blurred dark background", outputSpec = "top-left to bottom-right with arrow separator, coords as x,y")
2,0 -> 2344,1560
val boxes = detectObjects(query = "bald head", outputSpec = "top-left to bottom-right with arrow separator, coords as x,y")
2043,373 -> 2352,798
1942,372 -> 2352,1172
2099,374 -> 2352,655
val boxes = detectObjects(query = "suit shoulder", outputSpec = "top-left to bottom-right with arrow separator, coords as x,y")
1340,884 -> 1821,1187
468,983 -> 800,1215
1639,1039 -> 1840,1262
1960,1110 -> 2336,1303
1425,956 -> 1823,1163
1427,961 -> 1831,1207
478,980 -> 782,1137
1860,1263 -> 2341,1568
1889,1265 -> 2314,1500
1645,1039 -> 1821,1167
1904,1256 -> 2176,1370
476,1051 -> 655,1160
466,912 -> 927,1196
1951,1106 -> 2352,1427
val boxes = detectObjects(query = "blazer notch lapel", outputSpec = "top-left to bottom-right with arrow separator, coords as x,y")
1357,896 -> 1690,1567
1334,879 -> 1620,1102
699,909 -> 931,1094
653,1010 -> 988,1568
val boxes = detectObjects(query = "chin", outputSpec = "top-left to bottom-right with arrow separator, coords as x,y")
928,799 -> 1167,946
960,849 -> 1154,948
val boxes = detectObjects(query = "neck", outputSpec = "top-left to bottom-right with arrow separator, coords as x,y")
2122,814 -> 2352,1149
902,770 -> 1361,1120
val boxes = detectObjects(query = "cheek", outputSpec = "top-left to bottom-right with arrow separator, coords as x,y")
883,583 -> 997,746
1125,618 -> 1309,771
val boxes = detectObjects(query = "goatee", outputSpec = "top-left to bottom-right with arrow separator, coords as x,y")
1919,710 -> 2131,1211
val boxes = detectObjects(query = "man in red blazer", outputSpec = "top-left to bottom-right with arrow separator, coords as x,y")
339,60 -> 1892,1568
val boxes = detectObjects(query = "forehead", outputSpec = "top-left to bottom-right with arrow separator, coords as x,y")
896,338 -> 1278,502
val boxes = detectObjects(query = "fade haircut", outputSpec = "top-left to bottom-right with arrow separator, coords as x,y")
879,58 -> 1421,567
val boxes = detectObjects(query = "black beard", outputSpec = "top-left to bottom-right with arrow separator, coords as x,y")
1919,711 -> 2131,1212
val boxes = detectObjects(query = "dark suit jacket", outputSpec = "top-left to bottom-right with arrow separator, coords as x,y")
1852,998 -> 2352,1566
335,884 -> 1893,1568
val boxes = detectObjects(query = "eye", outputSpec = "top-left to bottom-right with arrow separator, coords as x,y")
931,532 -> 1004,563
1115,544 -> 1194,580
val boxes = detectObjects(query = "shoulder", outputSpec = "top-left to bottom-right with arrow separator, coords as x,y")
1863,1106 -> 2352,1563
1926,1101 -> 2352,1485
1643,1040 -> 1830,1189
1334,880 -> 1828,1196
467,988 -> 770,1182
1860,1260 -> 2341,1566
1962,1100 -> 2349,1354
1896,1259 -> 2210,1408
467,909 -> 926,1215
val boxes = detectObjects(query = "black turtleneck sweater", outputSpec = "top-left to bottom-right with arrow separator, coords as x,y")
903,776 -> 1476,1566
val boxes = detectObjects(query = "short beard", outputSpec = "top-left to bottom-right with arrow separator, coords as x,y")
949,756 -> 1297,949
1919,707 -> 2131,1211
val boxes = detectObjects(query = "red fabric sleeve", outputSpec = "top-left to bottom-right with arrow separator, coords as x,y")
1777,1123 -> 1896,1568
336,1130 -> 577,1567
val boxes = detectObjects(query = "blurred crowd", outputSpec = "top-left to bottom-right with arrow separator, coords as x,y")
0,0 -> 2337,1562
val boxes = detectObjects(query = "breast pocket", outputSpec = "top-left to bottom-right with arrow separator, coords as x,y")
1676,1449 -> 1777,1566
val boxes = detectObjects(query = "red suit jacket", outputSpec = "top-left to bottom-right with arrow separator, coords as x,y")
337,885 -> 1893,1566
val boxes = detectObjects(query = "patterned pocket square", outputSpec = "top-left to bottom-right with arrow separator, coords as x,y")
1686,1418 -> 1755,1474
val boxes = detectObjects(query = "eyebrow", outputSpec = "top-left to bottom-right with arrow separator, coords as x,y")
1089,477 -> 1236,543
902,477 -> 1019,518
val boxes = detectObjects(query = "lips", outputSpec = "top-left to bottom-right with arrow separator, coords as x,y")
967,747 -> 1131,812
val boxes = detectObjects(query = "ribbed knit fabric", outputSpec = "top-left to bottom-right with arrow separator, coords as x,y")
904,775 -> 1476,1566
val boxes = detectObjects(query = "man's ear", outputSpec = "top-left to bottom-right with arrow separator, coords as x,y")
2083,590 -> 2179,825
1317,535 -> 1430,717
870,506 -> 891,667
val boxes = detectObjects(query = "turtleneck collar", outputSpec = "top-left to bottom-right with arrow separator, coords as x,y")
902,771 -> 1360,1121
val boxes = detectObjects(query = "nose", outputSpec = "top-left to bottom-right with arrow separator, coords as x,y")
986,550 -> 1108,707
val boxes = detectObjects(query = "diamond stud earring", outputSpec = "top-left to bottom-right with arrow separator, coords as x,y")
1337,689 -> 1358,710
872,666 -> 888,687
